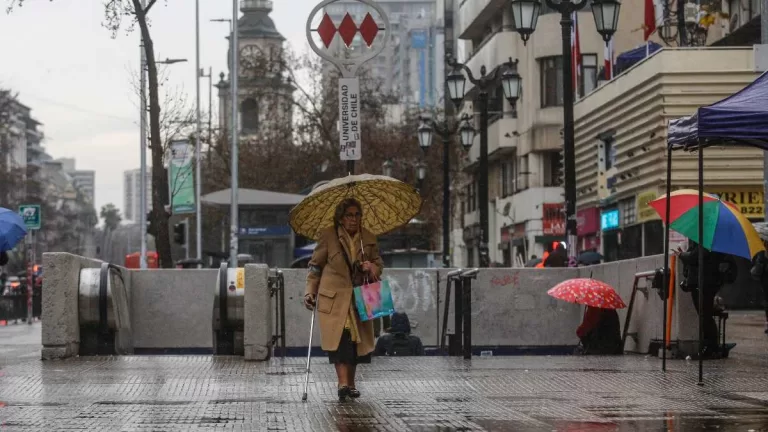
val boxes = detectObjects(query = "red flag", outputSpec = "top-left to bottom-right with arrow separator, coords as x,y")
604,38 -> 614,80
571,11 -> 582,97
644,0 -> 656,40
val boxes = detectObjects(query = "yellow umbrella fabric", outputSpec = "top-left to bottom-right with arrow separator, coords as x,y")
289,174 -> 423,240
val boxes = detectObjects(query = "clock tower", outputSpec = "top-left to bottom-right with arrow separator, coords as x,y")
217,0 -> 294,138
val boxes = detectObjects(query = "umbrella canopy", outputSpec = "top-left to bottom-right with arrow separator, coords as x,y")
289,174 -> 423,241
753,222 -> 768,242
668,71 -> 768,151
547,278 -> 626,309
649,189 -> 764,260
578,251 -> 603,265
0,207 -> 27,252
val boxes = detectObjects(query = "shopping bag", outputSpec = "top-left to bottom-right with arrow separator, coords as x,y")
353,279 -> 395,322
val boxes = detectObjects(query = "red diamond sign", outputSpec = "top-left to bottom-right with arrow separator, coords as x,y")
317,14 -> 337,48
358,13 -> 379,47
338,13 -> 358,47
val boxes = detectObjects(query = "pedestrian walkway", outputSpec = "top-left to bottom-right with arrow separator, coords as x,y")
0,315 -> 767,431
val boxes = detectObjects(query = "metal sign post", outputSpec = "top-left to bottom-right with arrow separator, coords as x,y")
19,204 -> 41,324
306,0 -> 390,174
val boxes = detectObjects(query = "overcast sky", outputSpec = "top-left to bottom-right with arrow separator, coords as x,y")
0,0 -> 317,219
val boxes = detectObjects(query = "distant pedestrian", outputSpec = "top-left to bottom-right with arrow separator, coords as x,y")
544,243 -> 567,268
749,242 -> 768,334
374,313 -> 424,356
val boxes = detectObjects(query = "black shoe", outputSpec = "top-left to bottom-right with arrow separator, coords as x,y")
338,386 -> 350,402
348,387 -> 361,398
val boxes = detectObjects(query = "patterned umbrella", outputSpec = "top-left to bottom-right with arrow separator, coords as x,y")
289,174 -> 423,241
649,189 -> 765,260
547,278 -> 626,309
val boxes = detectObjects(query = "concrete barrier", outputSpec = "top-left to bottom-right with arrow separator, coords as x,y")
130,269 -> 218,352
41,252 -> 701,359
41,253 -> 110,359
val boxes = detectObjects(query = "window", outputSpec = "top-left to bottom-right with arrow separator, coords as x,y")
241,98 -> 259,133
604,137 -> 616,170
540,56 -> 564,107
544,151 -> 563,187
466,181 -> 478,212
581,54 -> 598,96
620,197 -> 636,226
501,160 -> 516,197
517,155 -> 529,191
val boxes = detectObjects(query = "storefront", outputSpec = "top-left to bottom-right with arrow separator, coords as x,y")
499,225 -> 512,267
706,187 -> 764,221
577,207 -> 600,252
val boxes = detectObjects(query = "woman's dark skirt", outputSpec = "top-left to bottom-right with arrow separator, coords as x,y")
328,329 -> 371,365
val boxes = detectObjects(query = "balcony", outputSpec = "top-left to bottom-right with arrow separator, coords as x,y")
464,31 -> 518,96
457,0 -> 505,41
466,116 -> 518,167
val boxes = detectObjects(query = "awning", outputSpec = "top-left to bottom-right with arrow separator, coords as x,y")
668,71 -> 768,151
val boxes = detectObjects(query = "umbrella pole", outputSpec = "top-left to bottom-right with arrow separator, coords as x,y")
697,144 -> 705,385
662,146 -> 672,372
347,161 -> 355,176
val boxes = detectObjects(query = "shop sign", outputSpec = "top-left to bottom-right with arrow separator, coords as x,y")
636,190 -> 659,223
706,187 -> 764,218
542,203 -> 565,236
601,209 -> 619,231
577,208 -> 599,235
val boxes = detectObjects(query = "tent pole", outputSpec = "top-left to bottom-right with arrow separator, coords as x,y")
662,146 -> 672,372
697,143 -> 705,385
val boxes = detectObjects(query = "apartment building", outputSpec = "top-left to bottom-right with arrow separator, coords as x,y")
450,0 -> 647,267
574,47 -> 762,262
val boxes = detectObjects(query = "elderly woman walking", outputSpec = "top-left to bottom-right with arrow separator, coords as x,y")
303,198 -> 383,402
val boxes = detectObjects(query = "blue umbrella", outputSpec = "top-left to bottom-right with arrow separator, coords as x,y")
0,207 -> 27,252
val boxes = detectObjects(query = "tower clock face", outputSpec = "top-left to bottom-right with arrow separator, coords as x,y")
239,45 -> 263,75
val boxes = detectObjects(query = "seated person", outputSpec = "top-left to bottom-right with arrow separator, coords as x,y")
576,306 -> 623,355
374,312 -> 425,356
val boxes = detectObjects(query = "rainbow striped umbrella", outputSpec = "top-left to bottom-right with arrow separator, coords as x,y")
649,189 -> 765,260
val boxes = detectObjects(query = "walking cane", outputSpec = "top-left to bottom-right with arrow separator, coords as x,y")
301,305 -> 316,402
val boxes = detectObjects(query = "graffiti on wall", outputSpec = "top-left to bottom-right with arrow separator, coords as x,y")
385,270 -> 435,315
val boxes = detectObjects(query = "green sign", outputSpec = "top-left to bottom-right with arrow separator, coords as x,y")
19,204 -> 41,230
169,140 -> 196,214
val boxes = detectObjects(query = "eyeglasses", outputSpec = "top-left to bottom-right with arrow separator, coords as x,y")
344,212 -> 362,219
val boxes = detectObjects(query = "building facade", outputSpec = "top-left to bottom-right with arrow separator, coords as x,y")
450,0 -> 648,267
573,47 -> 761,262
123,168 -> 152,224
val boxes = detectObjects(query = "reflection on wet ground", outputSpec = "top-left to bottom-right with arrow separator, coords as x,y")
0,313 -> 766,431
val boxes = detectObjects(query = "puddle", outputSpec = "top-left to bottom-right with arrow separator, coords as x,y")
93,400 -> 192,406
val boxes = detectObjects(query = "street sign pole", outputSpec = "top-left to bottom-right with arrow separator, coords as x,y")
306,0 -> 390,174
19,204 -> 41,324
26,232 -> 34,324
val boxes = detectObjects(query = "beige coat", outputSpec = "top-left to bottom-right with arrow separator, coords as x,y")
305,226 -> 383,355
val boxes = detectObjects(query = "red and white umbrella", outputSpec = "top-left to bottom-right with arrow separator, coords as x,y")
547,278 -> 626,310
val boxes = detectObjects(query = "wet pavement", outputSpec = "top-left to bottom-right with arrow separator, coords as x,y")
0,313 -> 767,431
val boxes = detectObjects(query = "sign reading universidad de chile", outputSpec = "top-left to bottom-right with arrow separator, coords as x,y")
169,140 -> 196,215
339,78 -> 361,160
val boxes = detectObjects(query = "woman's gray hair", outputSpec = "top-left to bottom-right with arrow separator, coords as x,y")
334,198 -> 363,228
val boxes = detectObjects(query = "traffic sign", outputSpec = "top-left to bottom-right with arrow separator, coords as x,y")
19,205 -> 41,230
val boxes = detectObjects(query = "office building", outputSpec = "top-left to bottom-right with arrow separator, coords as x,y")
123,168 -> 152,224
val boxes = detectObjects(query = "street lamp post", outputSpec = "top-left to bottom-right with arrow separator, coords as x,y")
444,56 -> 522,268
195,0 -> 202,267
138,55 -> 187,269
510,0 -> 620,267
417,115 -> 475,268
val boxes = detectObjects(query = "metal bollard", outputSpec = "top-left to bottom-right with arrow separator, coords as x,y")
460,268 -> 479,360
441,269 -> 462,354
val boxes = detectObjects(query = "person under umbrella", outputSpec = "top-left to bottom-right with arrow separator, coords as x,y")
0,207 -> 27,253
548,278 -> 626,355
